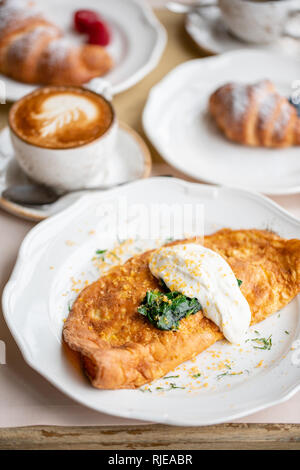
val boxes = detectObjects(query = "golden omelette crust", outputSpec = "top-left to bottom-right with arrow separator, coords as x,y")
63,229 -> 300,389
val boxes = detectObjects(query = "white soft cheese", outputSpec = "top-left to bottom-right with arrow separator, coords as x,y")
149,243 -> 251,344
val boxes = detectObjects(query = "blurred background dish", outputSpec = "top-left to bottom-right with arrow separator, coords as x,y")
0,0 -> 167,101
185,4 -> 300,56
208,79 -> 300,149
0,122 -> 151,221
143,49 -> 300,195
0,0 -> 113,87
216,0 -> 300,45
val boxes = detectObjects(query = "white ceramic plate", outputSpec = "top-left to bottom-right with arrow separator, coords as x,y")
3,177 -> 300,426
1,0 -> 166,101
185,7 -> 300,57
0,122 -> 151,221
143,50 -> 300,195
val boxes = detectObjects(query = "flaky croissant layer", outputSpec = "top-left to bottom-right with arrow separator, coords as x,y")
209,80 -> 300,148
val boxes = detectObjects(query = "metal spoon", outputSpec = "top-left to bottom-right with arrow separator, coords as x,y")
166,1 -> 216,14
2,181 -> 131,206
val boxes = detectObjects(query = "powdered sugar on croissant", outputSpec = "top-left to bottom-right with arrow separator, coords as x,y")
209,80 -> 300,148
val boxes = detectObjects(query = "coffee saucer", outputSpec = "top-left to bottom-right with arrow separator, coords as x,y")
186,7 -> 300,56
0,122 -> 151,222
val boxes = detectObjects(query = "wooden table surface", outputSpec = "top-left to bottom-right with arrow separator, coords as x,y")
0,423 -> 300,450
0,9 -> 300,450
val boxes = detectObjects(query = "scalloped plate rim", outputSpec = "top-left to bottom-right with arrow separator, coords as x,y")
2,177 -> 300,426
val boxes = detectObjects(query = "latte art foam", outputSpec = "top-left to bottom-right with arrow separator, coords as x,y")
32,94 -> 100,138
10,87 -> 114,149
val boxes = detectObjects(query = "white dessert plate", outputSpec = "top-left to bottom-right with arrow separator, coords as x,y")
3,177 -> 300,426
1,0 -> 166,102
0,122 -> 151,221
186,6 -> 300,57
143,50 -> 300,195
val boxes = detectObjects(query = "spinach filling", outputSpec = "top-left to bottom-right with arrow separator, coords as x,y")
138,288 -> 201,331
138,277 -> 243,331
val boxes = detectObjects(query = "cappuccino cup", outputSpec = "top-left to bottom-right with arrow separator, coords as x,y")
9,85 -> 117,192
218,0 -> 300,44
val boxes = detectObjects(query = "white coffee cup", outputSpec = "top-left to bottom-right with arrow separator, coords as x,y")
218,0 -> 300,44
8,80 -> 117,192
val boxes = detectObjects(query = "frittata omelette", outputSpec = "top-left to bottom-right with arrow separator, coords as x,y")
63,229 -> 300,389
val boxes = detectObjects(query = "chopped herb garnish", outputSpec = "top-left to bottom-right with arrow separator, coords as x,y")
216,364 -> 244,380
217,372 -> 229,380
254,330 -> 260,335
95,248 -> 121,263
192,373 -> 201,378
154,383 -> 185,392
96,249 -> 107,255
110,252 -> 120,261
217,370 -> 243,380
251,335 -> 272,350
140,388 -> 152,393
285,331 -> 290,335
138,289 -> 201,331
163,375 -> 180,379
237,279 -> 243,287
169,382 -> 185,390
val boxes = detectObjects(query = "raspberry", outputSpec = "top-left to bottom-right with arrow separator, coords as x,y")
74,10 -> 100,34
87,20 -> 111,46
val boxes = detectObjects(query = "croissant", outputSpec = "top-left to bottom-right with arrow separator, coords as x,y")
209,79 -> 300,148
0,0 -> 113,86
